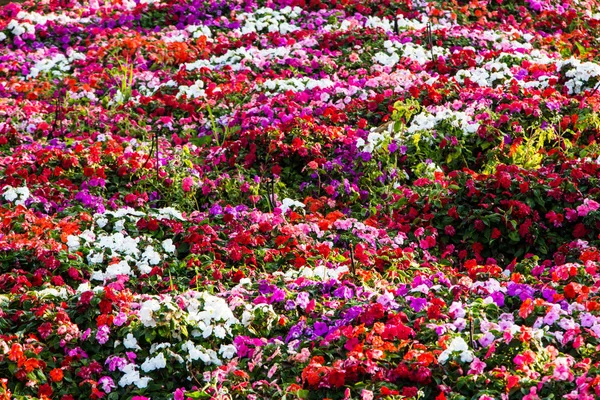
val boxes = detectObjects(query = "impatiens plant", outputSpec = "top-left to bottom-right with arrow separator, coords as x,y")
5,0 -> 600,398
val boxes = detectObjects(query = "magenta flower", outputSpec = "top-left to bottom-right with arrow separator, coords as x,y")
182,176 -> 194,192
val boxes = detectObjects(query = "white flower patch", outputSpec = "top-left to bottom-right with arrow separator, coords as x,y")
185,45 -> 303,72
118,363 -> 152,388
219,344 -> 237,359
27,51 -> 85,79
181,341 -> 221,365
139,299 -> 162,327
7,20 -> 36,36
261,77 -> 335,95
236,6 -> 302,35
162,239 -> 176,253
155,207 -> 185,220
373,40 -> 448,68
177,79 -> 205,99
557,58 -> 600,94
141,352 -> 167,372
279,198 -> 305,214
2,185 -> 30,206
438,337 -> 474,364
186,24 -> 213,38
406,107 -> 479,137
123,333 -> 139,350
455,60 -> 513,87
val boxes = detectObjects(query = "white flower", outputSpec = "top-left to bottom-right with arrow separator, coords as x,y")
105,260 -> 132,280
118,363 -> 151,388
96,216 -> 108,228
142,245 -> 161,265
438,337 -> 474,364
141,352 -> 167,372
219,344 -> 237,359
279,198 -> 305,214
3,186 -> 19,203
123,333 -> 139,349
66,235 -> 81,251
213,325 -> 226,339
139,299 -> 161,327
3,186 -> 30,205
162,239 -> 176,253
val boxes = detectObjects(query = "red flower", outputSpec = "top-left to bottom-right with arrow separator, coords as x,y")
38,384 -> 53,398
328,369 -> 345,388
491,228 -> 502,239
49,368 -> 64,382
573,223 -> 587,238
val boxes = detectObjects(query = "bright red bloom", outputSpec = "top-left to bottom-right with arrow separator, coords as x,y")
49,368 -> 64,382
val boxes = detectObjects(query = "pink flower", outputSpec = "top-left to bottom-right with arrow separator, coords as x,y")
361,389 -> 374,400
522,386 -> 540,400
182,177 -> 194,192
468,357 -> 486,376
577,199 -> 600,217
95,325 -> 110,345
98,376 -> 115,393
174,388 -> 186,400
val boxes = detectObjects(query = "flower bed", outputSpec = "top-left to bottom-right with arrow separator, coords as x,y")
3,0 -> 600,398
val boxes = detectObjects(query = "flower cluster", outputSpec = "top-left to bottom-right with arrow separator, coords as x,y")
3,0 -> 600,398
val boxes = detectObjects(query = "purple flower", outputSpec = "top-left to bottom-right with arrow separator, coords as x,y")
333,285 -> 354,299
491,292 -> 505,307
96,325 -> 110,345
285,321 -> 305,343
270,289 -> 285,303
296,292 -> 310,309
99,376 -> 115,393
314,321 -> 329,337
105,356 -> 127,372
407,296 -> 427,312
209,204 -> 223,215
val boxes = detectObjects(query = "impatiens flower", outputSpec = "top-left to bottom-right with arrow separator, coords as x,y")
98,376 -> 115,393
182,177 -> 194,192
96,325 -> 110,345
219,344 -> 237,359
141,353 -> 167,372
478,331 -> 495,348
49,368 -> 64,382
438,337 -> 474,364
279,198 -> 305,214
577,199 -> 600,216
123,333 -> 139,349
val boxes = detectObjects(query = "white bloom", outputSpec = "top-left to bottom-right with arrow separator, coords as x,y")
123,333 -> 139,349
142,245 -> 161,265
438,337 -> 474,364
2,186 -> 17,202
141,352 -> 167,372
219,344 -> 237,359
66,235 -> 81,251
162,239 -> 176,253
139,299 -> 161,327
118,363 -> 151,388
280,198 -> 305,214
213,325 -> 226,339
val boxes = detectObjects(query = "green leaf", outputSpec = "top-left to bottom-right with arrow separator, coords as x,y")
509,231 -> 520,242
185,391 -> 211,399
189,135 -> 212,147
